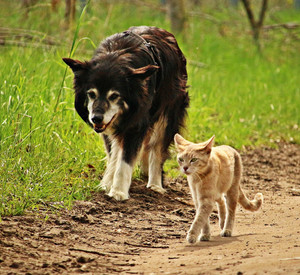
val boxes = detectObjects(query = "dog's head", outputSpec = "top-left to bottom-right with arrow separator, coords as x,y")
63,57 -> 158,134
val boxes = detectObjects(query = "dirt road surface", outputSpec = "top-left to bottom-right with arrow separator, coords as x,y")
0,143 -> 299,274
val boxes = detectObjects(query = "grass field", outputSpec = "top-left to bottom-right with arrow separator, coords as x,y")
0,1 -> 299,216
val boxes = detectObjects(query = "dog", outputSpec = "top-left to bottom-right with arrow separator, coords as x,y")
63,26 -> 189,201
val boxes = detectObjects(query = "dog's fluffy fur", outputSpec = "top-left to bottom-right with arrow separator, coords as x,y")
63,26 -> 189,200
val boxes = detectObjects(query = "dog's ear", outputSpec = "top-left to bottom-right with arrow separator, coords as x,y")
128,65 -> 159,79
62,58 -> 88,75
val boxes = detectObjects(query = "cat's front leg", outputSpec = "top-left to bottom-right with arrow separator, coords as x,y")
188,179 -> 200,209
188,218 -> 211,242
199,219 -> 211,241
187,199 -> 214,244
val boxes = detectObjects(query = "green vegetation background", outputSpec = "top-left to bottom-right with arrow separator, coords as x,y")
0,1 -> 299,216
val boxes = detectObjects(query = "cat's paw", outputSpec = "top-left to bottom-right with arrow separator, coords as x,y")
186,232 -> 197,244
221,229 -> 232,237
200,234 -> 211,241
147,184 -> 167,194
108,189 -> 129,201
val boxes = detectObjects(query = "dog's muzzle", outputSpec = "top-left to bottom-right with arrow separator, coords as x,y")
91,114 -> 115,133
91,115 -> 105,133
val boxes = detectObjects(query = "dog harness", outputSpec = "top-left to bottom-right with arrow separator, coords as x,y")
122,30 -> 160,68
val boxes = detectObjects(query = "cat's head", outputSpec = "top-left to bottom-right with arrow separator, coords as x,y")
174,134 -> 215,175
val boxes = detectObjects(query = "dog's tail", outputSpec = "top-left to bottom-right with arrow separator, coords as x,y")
238,187 -> 263,211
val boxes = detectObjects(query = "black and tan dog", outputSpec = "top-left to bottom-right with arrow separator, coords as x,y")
63,26 -> 189,200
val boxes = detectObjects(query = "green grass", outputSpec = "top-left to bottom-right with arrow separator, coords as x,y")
0,1 -> 299,216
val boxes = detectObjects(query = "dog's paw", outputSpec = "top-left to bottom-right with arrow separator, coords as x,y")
186,232 -> 197,244
147,184 -> 166,194
99,179 -> 113,192
96,182 -> 110,193
108,189 -> 129,201
220,229 -> 232,237
200,234 -> 211,241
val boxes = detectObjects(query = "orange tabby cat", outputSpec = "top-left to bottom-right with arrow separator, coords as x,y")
174,134 -> 263,243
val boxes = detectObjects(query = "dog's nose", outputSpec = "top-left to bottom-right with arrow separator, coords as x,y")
92,115 -> 103,124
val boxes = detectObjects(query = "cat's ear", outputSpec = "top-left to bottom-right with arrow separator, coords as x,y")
174,133 -> 190,152
204,135 -> 215,154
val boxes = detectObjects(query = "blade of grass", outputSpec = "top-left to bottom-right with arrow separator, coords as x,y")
53,0 -> 91,113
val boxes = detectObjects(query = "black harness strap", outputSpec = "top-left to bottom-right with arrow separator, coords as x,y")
122,30 -> 160,67
121,30 -> 162,91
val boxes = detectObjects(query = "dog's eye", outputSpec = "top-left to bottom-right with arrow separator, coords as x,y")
108,93 -> 119,101
88,91 -> 96,99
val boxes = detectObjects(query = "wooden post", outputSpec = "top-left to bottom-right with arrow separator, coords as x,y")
51,0 -> 60,12
241,0 -> 268,53
65,0 -> 76,26
166,0 -> 187,35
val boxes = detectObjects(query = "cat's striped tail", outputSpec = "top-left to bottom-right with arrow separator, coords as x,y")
238,187 -> 263,211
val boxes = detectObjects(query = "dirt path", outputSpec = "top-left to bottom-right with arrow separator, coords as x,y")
0,143 -> 299,274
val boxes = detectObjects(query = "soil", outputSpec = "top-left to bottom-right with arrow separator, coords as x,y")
1,143 -> 300,275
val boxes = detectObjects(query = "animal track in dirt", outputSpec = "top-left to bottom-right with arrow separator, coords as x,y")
0,143 -> 299,274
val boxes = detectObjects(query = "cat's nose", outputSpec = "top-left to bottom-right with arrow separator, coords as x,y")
183,166 -> 188,172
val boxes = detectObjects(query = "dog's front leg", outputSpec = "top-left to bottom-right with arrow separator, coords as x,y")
108,130 -> 144,201
108,148 -> 133,201
146,117 -> 167,194
98,139 -> 118,193
146,147 -> 166,194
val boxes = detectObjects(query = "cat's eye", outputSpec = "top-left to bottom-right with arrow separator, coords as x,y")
87,90 -> 96,99
190,158 -> 198,163
108,93 -> 119,101
178,157 -> 184,163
